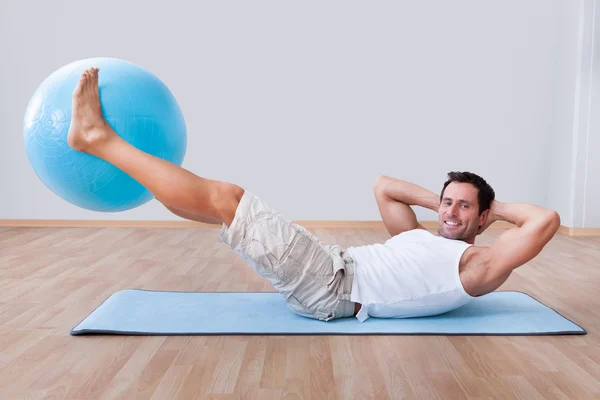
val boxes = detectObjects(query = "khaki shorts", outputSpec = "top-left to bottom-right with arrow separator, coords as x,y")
219,191 -> 356,321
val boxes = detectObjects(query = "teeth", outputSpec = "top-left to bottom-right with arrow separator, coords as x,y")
446,221 -> 460,226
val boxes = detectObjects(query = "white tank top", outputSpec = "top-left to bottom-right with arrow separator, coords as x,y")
347,229 -> 474,322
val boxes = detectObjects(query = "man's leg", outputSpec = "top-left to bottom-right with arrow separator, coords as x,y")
161,202 -> 222,225
67,67 -> 242,226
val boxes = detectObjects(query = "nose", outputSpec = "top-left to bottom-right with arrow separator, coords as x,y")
446,204 -> 459,217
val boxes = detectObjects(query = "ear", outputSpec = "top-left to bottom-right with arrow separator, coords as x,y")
482,208 -> 490,219
481,209 -> 490,222
478,209 -> 490,231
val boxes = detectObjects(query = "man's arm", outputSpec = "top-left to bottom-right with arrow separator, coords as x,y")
482,201 -> 561,287
374,175 -> 440,236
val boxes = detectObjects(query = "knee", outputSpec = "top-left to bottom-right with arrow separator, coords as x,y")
218,182 -> 244,205
214,182 -> 244,226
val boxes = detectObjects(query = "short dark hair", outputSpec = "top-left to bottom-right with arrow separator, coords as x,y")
440,171 -> 495,215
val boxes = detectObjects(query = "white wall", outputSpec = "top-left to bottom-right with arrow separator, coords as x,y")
0,0 -> 594,226
547,0 -> 580,228
588,0 -> 600,227
547,0 -> 600,228
582,0 -> 600,227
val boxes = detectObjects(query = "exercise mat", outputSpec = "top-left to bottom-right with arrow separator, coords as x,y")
70,290 -> 586,336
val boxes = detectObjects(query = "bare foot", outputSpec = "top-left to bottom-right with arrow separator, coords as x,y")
67,67 -> 115,153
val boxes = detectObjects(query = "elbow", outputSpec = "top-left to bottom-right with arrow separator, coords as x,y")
549,211 -> 561,231
375,175 -> 387,185
543,211 -> 561,237
374,175 -> 393,189
374,175 -> 388,192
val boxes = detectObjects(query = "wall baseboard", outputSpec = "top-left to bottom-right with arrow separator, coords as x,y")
1,219 -> 597,237
557,226 -> 600,237
0,219 -> 508,229
0,219 -> 385,229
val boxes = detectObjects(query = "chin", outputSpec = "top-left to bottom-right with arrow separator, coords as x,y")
439,228 -> 464,240
438,229 -> 454,239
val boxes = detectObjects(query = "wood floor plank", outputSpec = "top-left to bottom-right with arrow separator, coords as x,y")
0,226 -> 597,399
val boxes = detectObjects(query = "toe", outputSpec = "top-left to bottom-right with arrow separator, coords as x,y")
84,71 -> 93,88
73,74 -> 86,96
73,83 -> 83,97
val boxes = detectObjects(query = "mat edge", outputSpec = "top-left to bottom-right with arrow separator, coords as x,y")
70,289 -> 587,336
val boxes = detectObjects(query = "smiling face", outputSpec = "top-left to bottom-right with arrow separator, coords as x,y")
438,182 -> 489,244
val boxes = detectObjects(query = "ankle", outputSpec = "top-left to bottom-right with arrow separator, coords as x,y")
86,126 -> 119,156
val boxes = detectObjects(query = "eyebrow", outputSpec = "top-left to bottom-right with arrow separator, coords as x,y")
442,197 -> 473,205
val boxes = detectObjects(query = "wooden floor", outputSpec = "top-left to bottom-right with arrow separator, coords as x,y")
0,226 -> 598,399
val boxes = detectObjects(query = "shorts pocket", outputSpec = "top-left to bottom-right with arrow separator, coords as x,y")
241,212 -> 301,277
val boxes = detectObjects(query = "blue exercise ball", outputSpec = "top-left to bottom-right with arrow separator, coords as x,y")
23,57 -> 187,212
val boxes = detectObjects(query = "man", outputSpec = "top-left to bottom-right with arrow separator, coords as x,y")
350,173 -> 559,321
67,67 -> 561,323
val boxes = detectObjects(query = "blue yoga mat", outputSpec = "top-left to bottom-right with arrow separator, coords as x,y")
70,290 -> 585,336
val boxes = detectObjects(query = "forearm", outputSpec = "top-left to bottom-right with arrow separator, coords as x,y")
375,176 -> 440,212
493,201 -> 559,228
